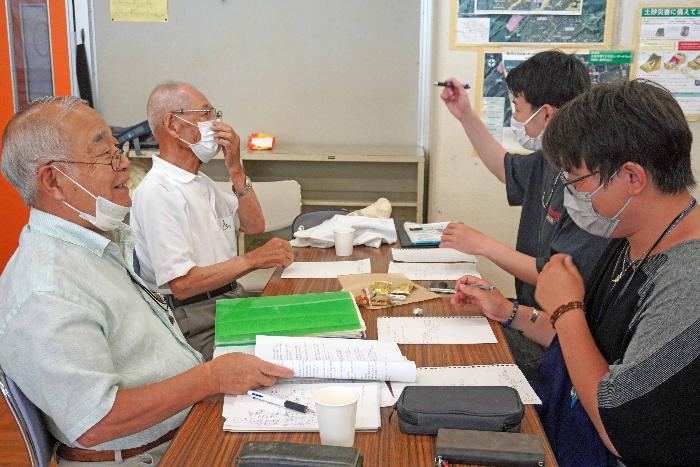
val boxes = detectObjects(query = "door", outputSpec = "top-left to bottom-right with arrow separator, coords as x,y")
0,0 -> 71,269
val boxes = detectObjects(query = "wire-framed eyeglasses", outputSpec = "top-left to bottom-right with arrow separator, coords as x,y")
47,142 -> 130,172
171,108 -> 222,120
562,170 -> 600,194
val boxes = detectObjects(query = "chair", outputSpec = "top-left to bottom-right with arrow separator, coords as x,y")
0,365 -> 55,467
292,208 -> 349,233
213,180 -> 302,293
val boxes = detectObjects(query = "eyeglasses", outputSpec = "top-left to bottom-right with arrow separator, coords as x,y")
562,170 -> 600,194
171,107 -> 222,120
47,142 -> 130,172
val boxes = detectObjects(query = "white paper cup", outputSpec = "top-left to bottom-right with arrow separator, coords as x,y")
333,228 -> 356,257
312,386 -> 359,447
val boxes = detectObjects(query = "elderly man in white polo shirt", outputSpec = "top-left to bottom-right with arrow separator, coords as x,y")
131,82 -> 293,360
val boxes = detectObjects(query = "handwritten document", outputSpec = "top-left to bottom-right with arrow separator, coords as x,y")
376,316 -> 497,344
110,0 -> 167,22
281,258 -> 371,278
388,261 -> 481,280
223,382 -> 381,432
255,335 -> 416,382
390,365 -> 541,405
391,248 -> 478,263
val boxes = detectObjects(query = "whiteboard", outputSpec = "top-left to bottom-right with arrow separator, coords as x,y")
92,0 -> 421,146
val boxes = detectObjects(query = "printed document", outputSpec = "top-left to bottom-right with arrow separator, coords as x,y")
255,335 -> 417,382
391,248 -> 478,263
389,365 -> 541,405
388,261 -> 481,280
281,258 -> 371,278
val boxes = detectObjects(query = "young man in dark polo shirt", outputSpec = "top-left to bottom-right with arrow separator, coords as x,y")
440,51 -> 609,377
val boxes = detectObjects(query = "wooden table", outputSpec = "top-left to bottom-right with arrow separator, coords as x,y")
161,245 -> 557,466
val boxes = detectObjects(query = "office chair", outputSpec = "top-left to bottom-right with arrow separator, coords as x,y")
213,180 -> 303,293
292,208 -> 349,233
0,365 -> 55,467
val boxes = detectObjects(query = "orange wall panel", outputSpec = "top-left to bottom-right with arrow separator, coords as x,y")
0,1 -> 71,270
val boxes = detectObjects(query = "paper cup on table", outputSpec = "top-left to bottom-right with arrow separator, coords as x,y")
333,227 -> 356,257
312,386 -> 359,447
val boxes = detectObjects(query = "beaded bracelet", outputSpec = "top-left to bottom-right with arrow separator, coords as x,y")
549,301 -> 584,328
501,299 -> 519,328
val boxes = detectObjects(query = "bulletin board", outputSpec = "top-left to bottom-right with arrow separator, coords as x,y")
92,0 -> 423,145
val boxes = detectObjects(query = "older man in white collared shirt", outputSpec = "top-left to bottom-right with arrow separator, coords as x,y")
132,82 -> 293,361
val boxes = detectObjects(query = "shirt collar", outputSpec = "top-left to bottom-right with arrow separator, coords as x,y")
151,155 -> 198,183
28,208 -> 113,257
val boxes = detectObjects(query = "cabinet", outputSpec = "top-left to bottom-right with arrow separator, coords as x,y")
239,145 -> 426,224
128,144 -> 426,224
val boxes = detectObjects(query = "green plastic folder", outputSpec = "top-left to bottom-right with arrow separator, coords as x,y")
215,291 -> 362,345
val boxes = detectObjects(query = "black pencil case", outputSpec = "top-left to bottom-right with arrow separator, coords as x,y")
394,386 -> 524,435
436,428 -> 545,466
236,441 -> 363,467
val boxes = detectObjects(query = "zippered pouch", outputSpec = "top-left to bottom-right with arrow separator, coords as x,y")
394,386 -> 524,435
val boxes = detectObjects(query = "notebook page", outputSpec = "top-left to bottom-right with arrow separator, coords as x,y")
376,316 -> 497,344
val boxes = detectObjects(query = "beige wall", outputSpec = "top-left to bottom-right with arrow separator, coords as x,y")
427,0 -> 700,297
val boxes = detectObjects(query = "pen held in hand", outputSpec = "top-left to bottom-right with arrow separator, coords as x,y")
247,390 -> 315,414
465,284 -> 497,291
434,81 -> 471,89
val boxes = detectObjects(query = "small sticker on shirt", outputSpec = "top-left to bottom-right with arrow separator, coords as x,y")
220,215 -> 234,231
546,206 -> 561,224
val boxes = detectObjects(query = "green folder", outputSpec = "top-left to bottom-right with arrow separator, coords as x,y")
215,291 -> 363,346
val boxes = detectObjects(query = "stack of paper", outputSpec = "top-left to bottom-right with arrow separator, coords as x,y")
223,381 -> 381,432
255,335 -> 417,382
215,291 -> 365,346
403,222 -> 448,246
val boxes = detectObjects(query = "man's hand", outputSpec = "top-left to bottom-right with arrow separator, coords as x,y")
440,222 -> 491,256
535,254 -> 585,314
440,78 -> 474,122
208,353 -> 294,394
211,120 -> 242,173
244,237 -> 294,270
452,274 -> 512,323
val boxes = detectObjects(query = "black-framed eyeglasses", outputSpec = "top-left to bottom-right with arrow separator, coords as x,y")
47,142 -> 130,172
171,108 -> 222,120
562,170 -> 600,194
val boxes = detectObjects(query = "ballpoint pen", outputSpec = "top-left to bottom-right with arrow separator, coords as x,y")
470,284 -> 496,291
247,391 -> 315,414
434,81 -> 471,89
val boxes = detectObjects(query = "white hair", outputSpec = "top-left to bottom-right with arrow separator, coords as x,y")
146,81 -> 194,132
1,96 -> 86,205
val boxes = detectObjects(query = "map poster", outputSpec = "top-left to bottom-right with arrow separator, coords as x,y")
634,6 -> 700,117
452,0 -> 612,47
478,50 -> 632,144
474,0 -> 583,16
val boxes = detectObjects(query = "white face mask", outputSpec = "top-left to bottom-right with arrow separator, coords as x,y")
510,106 -> 543,151
52,166 -> 130,231
563,172 -> 632,238
175,115 -> 220,163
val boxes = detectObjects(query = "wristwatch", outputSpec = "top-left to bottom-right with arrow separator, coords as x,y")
232,176 -> 252,198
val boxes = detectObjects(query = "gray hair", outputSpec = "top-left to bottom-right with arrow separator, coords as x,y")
146,81 -> 193,131
1,96 -> 86,205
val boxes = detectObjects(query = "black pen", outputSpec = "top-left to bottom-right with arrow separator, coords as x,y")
434,81 -> 471,90
247,390 -> 315,414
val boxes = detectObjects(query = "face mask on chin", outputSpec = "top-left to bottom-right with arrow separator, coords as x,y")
174,115 -> 220,163
563,171 -> 632,238
510,106 -> 544,151
52,166 -> 130,231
